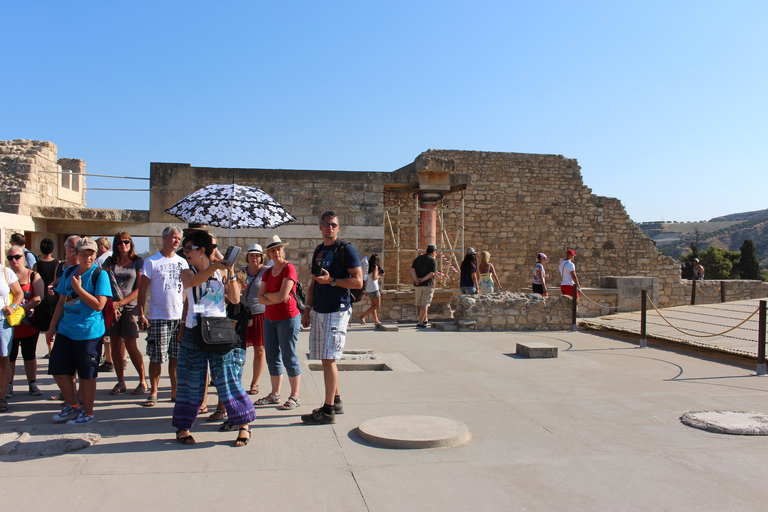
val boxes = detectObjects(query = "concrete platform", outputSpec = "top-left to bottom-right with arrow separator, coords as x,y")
2,323 -> 768,510
516,342 -> 558,358
358,415 -> 470,449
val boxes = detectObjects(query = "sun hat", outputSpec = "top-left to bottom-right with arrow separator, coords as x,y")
265,235 -> 288,250
247,244 -> 263,254
466,247 -> 476,255
76,237 -> 98,252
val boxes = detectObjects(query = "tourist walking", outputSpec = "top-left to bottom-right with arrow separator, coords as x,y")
359,253 -> 384,326
532,253 -> 548,297
104,232 -> 147,396
255,235 -> 302,411
48,237 -> 112,424
6,245 -> 44,398
478,251 -> 502,294
459,247 -> 478,294
559,249 -> 580,300
173,230 -> 255,446
411,244 -> 437,328
242,244 -> 268,396
301,211 -> 363,424
1,251 -> 24,412
137,225 -> 188,406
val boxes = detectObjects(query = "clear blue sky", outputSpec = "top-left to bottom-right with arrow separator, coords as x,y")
3,1 -> 766,225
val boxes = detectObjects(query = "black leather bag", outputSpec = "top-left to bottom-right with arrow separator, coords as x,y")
193,316 -> 237,354
192,285 -> 237,355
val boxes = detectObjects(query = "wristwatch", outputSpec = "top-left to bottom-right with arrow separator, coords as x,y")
330,278 -> 337,287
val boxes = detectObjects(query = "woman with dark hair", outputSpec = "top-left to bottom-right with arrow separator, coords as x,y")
359,254 -> 383,326
6,245 -> 44,399
103,232 -> 147,396
459,248 -> 478,294
33,238 -> 58,358
173,230 -> 255,446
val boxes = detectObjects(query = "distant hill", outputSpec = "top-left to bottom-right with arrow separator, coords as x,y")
638,209 -> 768,266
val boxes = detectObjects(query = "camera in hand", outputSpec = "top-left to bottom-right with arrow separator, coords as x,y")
311,264 -> 323,277
221,246 -> 241,267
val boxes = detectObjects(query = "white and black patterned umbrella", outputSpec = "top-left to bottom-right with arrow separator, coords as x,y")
165,184 -> 296,230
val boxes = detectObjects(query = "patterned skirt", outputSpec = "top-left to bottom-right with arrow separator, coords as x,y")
172,330 -> 256,431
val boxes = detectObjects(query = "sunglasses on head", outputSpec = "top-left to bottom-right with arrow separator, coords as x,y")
183,245 -> 200,253
6,254 -> 23,261
321,222 -> 339,228
117,239 -> 131,245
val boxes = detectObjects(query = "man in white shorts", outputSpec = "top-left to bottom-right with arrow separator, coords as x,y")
137,225 -> 188,406
301,211 -> 363,425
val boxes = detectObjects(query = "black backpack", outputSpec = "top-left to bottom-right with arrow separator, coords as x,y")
311,239 -> 364,303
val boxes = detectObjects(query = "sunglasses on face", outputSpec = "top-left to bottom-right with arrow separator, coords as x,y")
183,245 -> 200,253
6,254 -> 23,261
117,240 -> 132,245
321,222 -> 339,228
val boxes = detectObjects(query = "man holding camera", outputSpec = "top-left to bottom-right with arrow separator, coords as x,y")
301,211 -> 363,425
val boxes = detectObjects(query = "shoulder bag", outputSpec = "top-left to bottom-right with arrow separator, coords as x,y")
191,277 -> 237,355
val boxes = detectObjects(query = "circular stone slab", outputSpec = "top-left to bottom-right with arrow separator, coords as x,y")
680,410 -> 768,435
358,415 -> 471,449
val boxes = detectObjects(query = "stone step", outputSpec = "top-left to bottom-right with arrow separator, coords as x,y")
516,342 -> 558,358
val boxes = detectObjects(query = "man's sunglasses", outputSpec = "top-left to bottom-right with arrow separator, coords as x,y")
321,222 -> 339,228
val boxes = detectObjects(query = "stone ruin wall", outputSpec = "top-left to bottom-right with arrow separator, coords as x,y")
1,139 -> 87,253
385,150 -> 685,307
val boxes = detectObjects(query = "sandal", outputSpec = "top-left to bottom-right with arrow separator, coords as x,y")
247,384 -> 259,395
254,393 -> 280,405
206,408 -> 227,422
143,395 -> 157,407
234,426 -> 251,447
109,383 -> 127,395
0,399 -> 8,413
279,396 -> 301,410
219,420 -> 238,432
131,383 -> 147,395
176,429 -> 196,445
198,405 -> 208,415
359,315 -> 366,325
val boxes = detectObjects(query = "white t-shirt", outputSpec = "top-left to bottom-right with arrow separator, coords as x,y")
1,267 -> 20,320
365,270 -> 379,293
142,251 -> 189,320
184,271 -> 226,327
95,251 -> 113,267
559,260 -> 576,286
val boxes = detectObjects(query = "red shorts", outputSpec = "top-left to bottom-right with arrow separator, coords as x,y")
560,285 -> 579,299
245,313 -> 264,348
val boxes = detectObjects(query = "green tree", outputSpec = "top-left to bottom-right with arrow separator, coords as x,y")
699,245 -> 740,280
740,239 -> 760,279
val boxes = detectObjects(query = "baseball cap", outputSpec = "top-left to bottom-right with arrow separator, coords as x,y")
76,237 -> 98,252
566,249 -> 577,257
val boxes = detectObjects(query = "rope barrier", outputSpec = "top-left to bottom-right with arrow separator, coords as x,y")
647,298 -> 760,338
693,280 -> 719,296
579,289 -> 640,311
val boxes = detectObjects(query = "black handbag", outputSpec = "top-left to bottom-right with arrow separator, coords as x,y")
192,284 -> 237,355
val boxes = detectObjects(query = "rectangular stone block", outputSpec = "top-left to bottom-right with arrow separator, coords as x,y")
516,342 -> 558,358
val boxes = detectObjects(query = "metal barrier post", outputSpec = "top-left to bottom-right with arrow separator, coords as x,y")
690,280 -> 696,305
640,290 -> 647,348
571,286 -> 578,332
720,282 -> 726,303
757,300 -> 766,376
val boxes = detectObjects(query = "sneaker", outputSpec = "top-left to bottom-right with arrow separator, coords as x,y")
5,383 -> 12,398
301,407 -> 336,425
98,361 -> 114,372
52,404 -> 81,423
416,323 -> 426,329
29,382 -> 42,396
66,408 -> 95,425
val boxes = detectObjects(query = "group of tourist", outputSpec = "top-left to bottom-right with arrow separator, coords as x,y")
0,211 -> 363,446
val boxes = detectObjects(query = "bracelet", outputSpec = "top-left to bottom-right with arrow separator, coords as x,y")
11,304 -> 18,310
180,321 -> 186,325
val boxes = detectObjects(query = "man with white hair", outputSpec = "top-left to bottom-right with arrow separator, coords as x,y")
136,226 -> 188,406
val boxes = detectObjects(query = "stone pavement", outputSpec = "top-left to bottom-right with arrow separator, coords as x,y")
581,298 -> 766,359
2,323 -> 768,511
